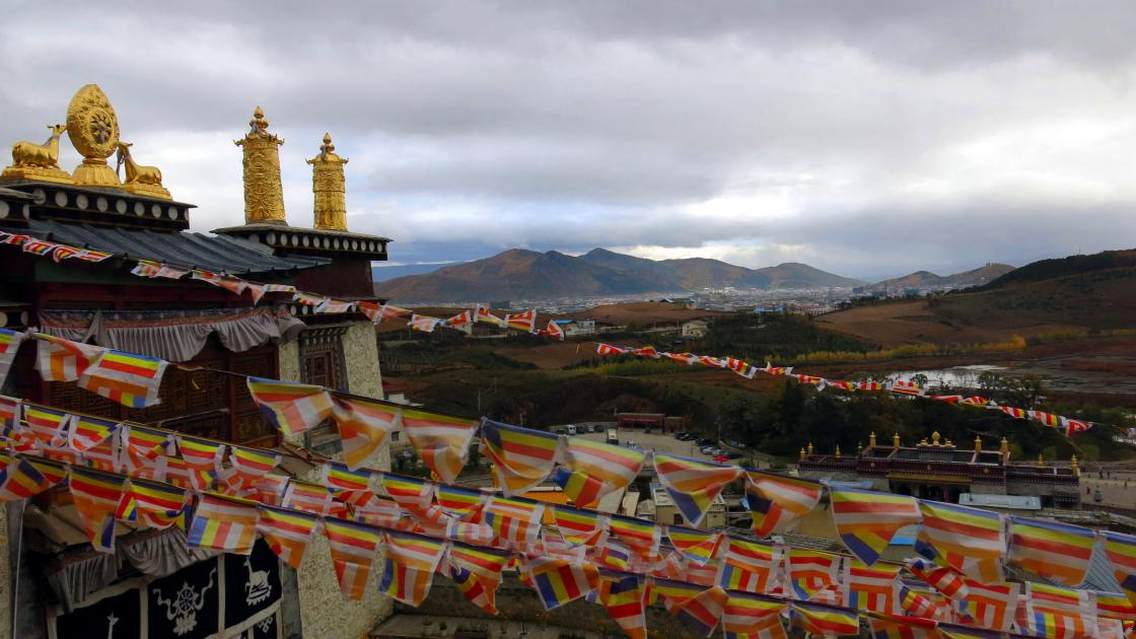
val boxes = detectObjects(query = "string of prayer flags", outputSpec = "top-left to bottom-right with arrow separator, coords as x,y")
1102,532 -> 1136,607
543,320 -> 565,341
653,453 -> 742,526
251,473 -> 290,506
246,377 -> 335,436
666,526 -> 723,565
474,304 -> 506,327
319,462 -> 375,507
323,517 -> 385,600
848,560 -> 901,615
0,328 -> 25,387
744,471 -> 822,538
282,480 -> 334,516
480,419 -> 561,495
676,586 -> 729,637
790,601 -> 862,637
595,573 -> 650,639
408,314 -> 441,333
447,542 -> 511,607
899,584 -> 948,621
1021,582 -> 1096,639
556,436 -> 645,509
120,424 -> 172,471
22,404 -> 73,447
77,349 -> 168,408
595,343 -> 627,356
719,537 -> 782,595
187,492 -> 259,554
381,473 -> 435,510
916,500 -> 1005,583
1096,592 -> 1136,622
830,488 -> 922,565
175,435 -> 225,490
519,555 -> 599,610
1008,516 -> 1096,586
69,467 -> 127,552
435,483 -> 487,519
381,530 -> 447,605
255,504 -> 319,570
226,445 -> 282,491
0,395 -> 18,433
444,310 -> 474,335
330,397 -> 400,469
399,408 -> 477,484
905,557 -> 968,604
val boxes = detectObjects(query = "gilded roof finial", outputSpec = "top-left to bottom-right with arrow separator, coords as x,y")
834,445 -> 842,459
308,131 -> 349,231
892,433 -> 901,448
807,442 -> 814,456
236,106 -> 286,226
931,431 -> 941,447
974,435 -> 982,452
800,447 -> 807,461
1000,436 -> 1009,454
1070,454 -> 1079,476
869,432 -> 877,448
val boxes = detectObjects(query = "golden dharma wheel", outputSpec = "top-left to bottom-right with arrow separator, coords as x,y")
66,84 -> 119,160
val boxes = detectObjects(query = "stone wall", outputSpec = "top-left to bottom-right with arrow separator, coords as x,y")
295,533 -> 393,638
342,321 -> 389,471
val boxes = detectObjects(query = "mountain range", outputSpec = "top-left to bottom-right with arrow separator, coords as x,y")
373,248 -> 864,302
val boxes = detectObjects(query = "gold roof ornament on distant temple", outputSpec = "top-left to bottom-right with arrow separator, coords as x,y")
800,447 -> 807,461
1000,436 -> 1010,457
835,445 -> 842,459
236,106 -> 287,225
67,84 -> 122,186
1071,454 -> 1079,476
974,435 -> 983,452
869,432 -> 877,448
307,132 -> 349,231
115,142 -> 171,200
931,431 -> 942,447
1,123 -> 74,184
893,433 -> 901,448
807,442 -> 814,456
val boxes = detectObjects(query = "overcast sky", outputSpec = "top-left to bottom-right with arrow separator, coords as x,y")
3,1 -> 1135,279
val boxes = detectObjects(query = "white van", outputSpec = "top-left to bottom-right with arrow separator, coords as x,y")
566,424 -> 577,436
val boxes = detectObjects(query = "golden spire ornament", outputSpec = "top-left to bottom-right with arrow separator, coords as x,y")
307,132 -> 349,231
235,106 -> 287,225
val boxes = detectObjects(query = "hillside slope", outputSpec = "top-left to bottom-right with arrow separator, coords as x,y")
869,263 -> 1015,292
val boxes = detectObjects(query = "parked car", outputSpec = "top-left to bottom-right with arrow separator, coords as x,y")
700,446 -> 715,455
712,455 -> 729,463
696,438 -> 714,447
555,427 -> 568,435
566,424 -> 577,436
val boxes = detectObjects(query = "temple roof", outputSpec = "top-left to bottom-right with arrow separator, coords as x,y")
1,218 -> 329,274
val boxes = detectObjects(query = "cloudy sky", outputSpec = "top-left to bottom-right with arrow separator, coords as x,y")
3,1 -> 1135,280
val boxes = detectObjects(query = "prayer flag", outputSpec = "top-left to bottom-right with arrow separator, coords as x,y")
252,473 -> 290,506
409,314 -> 440,333
543,320 -> 565,341
676,586 -> 730,637
324,517 -> 385,600
937,624 -> 1003,639
830,488 -> 922,565
483,496 -> 544,548
381,530 -> 447,605
400,408 -> 477,484
1008,517 -> 1095,586
133,259 -> 183,278
719,537 -> 782,595
474,304 -> 506,327
745,471 -> 822,538
175,435 -> 225,490
552,505 -> 607,546
1022,582 -> 1096,639
435,484 -> 487,519
117,477 -> 187,530
226,445 -> 282,492
667,525 -> 723,565
848,560 -> 901,615
899,584 -> 944,620
0,395 -> 19,434
256,504 -> 319,569
22,404 -> 73,447
608,513 -> 661,562
504,309 -> 536,332
77,349 -> 167,408
381,474 -> 435,510
0,328 -> 25,387
519,555 -> 599,610
1102,531 -> 1136,608
1061,417 -> 1091,437
450,565 -> 499,615
444,310 -> 474,335
34,333 -> 102,381
246,377 -> 334,436
0,455 -> 66,500
68,467 -> 126,552
331,397 -> 399,469
917,500 -> 1004,583
906,557 -> 968,604
596,574 -> 650,639
791,601 -> 861,637
596,343 -> 627,356
191,269 -> 247,295
282,480 -> 334,515
788,548 -> 845,604
722,592 -> 785,639
480,419 -> 561,495
187,493 -> 258,554
557,437 -> 645,508
653,453 -> 742,526
68,414 -> 120,453
1096,592 -> 1136,622
868,614 -> 939,639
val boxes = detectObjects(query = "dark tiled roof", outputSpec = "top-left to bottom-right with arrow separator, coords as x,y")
2,219 -> 329,275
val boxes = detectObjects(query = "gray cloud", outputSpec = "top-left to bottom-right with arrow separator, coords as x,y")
3,1 -> 1135,278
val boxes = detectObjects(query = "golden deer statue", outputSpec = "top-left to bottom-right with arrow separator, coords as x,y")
11,124 -> 67,168
114,141 -> 171,199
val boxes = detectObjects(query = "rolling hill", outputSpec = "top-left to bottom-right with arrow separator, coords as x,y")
373,247 -> 862,302
867,263 -> 1015,292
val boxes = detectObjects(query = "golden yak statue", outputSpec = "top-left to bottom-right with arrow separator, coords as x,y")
1,124 -> 74,184
115,141 -> 171,200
